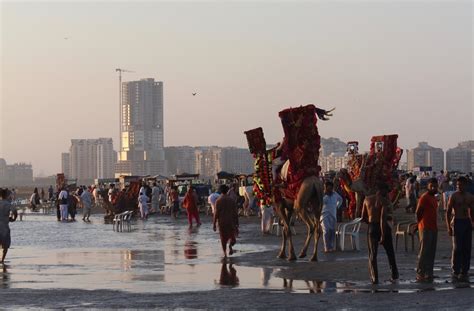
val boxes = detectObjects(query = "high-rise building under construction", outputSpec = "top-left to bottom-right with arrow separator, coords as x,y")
115,78 -> 165,176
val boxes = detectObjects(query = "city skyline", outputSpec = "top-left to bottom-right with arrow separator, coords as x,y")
1,1 -> 472,175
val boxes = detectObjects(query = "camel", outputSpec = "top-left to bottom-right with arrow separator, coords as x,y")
245,104 -> 334,261
274,173 -> 324,261
336,168 -> 368,218
336,135 -> 403,218
335,159 -> 369,219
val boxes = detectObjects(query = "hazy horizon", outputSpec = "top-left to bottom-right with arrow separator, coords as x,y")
1,1 -> 473,176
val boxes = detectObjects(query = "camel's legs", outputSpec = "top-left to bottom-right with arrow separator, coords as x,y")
285,209 -> 297,261
298,218 -> 313,258
294,194 -> 316,258
276,203 -> 289,259
278,222 -> 287,259
310,217 -> 322,261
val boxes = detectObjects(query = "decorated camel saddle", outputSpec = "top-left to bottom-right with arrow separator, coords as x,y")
245,104 -> 333,205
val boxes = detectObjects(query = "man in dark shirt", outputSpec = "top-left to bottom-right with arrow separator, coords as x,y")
0,188 -> 17,264
214,185 -> 239,258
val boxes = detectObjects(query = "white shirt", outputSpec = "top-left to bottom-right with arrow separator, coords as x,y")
138,194 -> 149,206
92,188 -> 99,201
58,190 -> 68,206
151,186 -> 160,202
208,192 -> 220,207
81,190 -> 93,208
108,188 -> 115,202
405,181 -> 415,198
321,192 -> 343,221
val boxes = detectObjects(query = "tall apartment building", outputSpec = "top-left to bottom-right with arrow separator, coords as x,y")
61,153 -> 70,177
0,159 -> 6,184
0,158 -> 33,186
407,142 -> 444,172
446,140 -> 474,173
67,138 -> 115,184
97,140 -> 117,179
116,78 -> 165,176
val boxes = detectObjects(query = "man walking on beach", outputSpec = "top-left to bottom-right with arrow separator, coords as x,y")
446,176 -> 473,281
361,183 -> 399,284
0,188 -> 17,264
214,185 -> 239,258
416,178 -> 439,282
151,182 -> 160,213
81,187 -> 93,222
207,189 -> 220,216
170,187 -> 180,219
138,191 -> 149,220
58,187 -> 69,221
321,181 -> 343,253
48,185 -> 54,201
183,186 -> 201,228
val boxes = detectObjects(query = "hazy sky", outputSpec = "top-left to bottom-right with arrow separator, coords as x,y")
1,1 -> 472,176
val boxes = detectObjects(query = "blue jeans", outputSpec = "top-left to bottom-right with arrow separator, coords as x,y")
60,204 -> 68,221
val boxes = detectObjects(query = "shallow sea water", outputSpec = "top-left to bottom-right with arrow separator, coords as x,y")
2,213 -> 472,294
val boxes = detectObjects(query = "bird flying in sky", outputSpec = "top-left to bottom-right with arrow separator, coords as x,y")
192,92 -> 197,96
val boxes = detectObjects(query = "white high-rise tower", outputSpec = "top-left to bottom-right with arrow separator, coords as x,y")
116,78 -> 165,176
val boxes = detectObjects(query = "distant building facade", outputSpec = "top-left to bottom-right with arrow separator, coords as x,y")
61,153 -> 70,178
165,146 -> 196,175
446,140 -> 474,173
319,153 -> 348,173
116,78 -> 165,176
66,138 -> 116,184
195,147 -> 223,179
407,142 -> 444,172
164,146 -> 254,180
0,158 -> 34,186
220,147 -> 254,176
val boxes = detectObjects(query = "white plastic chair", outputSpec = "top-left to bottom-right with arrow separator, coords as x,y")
336,217 -> 362,251
395,221 -> 418,251
113,212 -> 125,232
123,211 -> 133,232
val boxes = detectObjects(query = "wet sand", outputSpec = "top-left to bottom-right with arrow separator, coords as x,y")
0,208 -> 472,309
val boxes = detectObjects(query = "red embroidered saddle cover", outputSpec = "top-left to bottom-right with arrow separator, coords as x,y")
364,134 -> 403,190
278,105 -> 322,199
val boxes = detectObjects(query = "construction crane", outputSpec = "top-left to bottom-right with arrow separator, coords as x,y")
115,68 -> 134,151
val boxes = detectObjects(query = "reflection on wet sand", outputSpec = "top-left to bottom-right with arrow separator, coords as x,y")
261,267 -> 272,286
184,241 -> 198,260
1,264 -> 9,289
6,216 -> 471,295
218,263 -> 239,287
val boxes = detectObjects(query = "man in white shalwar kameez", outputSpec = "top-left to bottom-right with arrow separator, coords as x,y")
321,181 -> 343,252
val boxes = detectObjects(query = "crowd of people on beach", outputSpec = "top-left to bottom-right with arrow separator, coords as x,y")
360,174 -> 473,284
0,171 -> 472,285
